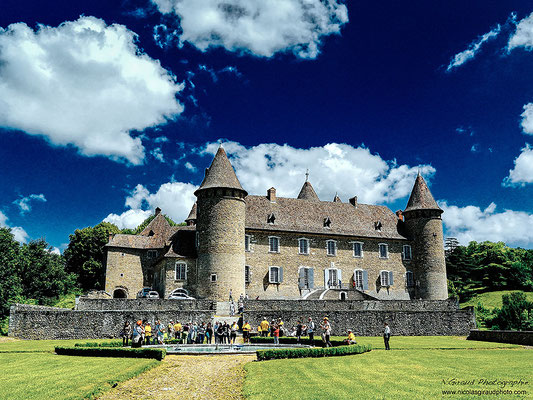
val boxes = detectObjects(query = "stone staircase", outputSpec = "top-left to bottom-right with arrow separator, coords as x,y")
213,301 -> 242,331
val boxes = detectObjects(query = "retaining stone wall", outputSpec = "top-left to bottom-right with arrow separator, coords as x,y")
8,304 -> 213,340
77,298 -> 215,311
243,298 -> 459,312
467,329 -> 533,346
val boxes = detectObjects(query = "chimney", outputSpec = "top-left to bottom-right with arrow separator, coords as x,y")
395,210 -> 404,221
267,187 -> 276,203
349,196 -> 358,206
155,207 -> 161,216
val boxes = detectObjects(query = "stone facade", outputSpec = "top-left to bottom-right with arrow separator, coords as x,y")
105,248 -> 147,299
245,230 -> 413,300
153,257 -> 197,299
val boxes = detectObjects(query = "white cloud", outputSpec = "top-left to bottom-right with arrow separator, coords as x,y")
447,24 -> 501,71
13,193 -> 46,214
0,211 -> 29,243
470,144 -> 479,153
104,182 -> 197,228
441,201 -> 533,247
203,141 -> 435,204
520,103 -> 533,135
0,16 -> 184,165
503,144 -> 533,187
185,161 -> 197,172
150,147 -> 165,163
508,12 -> 533,51
151,0 -> 349,58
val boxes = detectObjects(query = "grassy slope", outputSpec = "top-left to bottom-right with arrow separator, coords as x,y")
0,339 -> 159,400
244,337 -> 531,400
460,290 -> 533,309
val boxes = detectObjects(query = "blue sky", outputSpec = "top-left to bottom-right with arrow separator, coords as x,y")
1,0 -> 533,250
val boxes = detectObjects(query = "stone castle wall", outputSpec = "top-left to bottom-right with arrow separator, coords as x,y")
245,230 -> 412,300
467,329 -> 533,346
76,298 -> 215,311
104,248 -> 146,299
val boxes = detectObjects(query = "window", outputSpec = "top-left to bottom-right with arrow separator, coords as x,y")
406,271 -> 414,287
210,274 -> 217,282
353,269 -> 369,290
269,236 -> 280,253
298,267 -> 314,289
325,268 -> 341,289
245,235 -> 251,252
379,243 -> 389,259
324,217 -> 332,228
326,240 -> 337,256
374,221 -> 382,231
267,213 -> 276,224
245,265 -> 251,284
147,250 -> 158,259
175,262 -> 187,280
298,238 -> 309,255
380,270 -> 394,287
339,292 -> 347,301
403,245 -> 412,261
269,266 -> 283,284
352,242 -> 363,258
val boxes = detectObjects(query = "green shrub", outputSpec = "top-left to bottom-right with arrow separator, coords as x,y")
256,344 -> 371,361
487,292 -> 533,331
250,336 -> 346,347
74,341 -> 123,348
55,346 -> 166,360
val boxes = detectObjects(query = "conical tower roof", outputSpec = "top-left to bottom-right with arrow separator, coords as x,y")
194,146 -> 247,195
185,202 -> 197,222
297,181 -> 320,202
404,174 -> 442,213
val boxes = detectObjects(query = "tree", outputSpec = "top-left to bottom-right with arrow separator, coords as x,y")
0,228 -> 22,318
487,292 -> 533,331
63,222 -> 121,290
132,214 -> 177,234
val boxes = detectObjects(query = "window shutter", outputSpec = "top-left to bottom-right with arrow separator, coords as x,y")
184,264 -> 188,280
298,268 -> 305,289
324,269 -> 328,288
269,267 -> 274,283
309,268 -> 314,288
337,269 -> 342,285
388,271 -> 394,286
279,267 -> 283,283
362,270 -> 369,290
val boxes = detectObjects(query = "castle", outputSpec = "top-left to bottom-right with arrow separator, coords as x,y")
104,146 -> 448,302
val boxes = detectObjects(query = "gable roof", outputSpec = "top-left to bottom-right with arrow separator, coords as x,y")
194,146 -> 246,195
297,181 -> 320,202
404,174 -> 442,213
245,195 -> 406,240
186,202 -> 197,222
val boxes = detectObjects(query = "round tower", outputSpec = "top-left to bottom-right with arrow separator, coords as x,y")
194,146 -> 247,300
402,174 -> 448,300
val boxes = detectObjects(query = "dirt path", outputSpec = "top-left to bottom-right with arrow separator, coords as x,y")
98,354 -> 255,400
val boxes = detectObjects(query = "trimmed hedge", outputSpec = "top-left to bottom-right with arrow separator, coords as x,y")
250,336 -> 346,347
256,344 -> 371,361
55,346 -> 166,360
74,341 -> 123,348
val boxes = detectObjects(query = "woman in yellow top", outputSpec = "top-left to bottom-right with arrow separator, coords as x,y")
242,321 -> 251,343
343,329 -> 357,345
144,322 -> 152,345
260,318 -> 270,337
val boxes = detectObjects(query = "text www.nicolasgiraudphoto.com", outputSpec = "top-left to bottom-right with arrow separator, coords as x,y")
441,378 -> 529,396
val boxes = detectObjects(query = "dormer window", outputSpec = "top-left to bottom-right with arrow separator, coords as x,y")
148,230 -> 155,236
267,213 -> 276,224
374,221 -> 382,231
324,217 -> 332,228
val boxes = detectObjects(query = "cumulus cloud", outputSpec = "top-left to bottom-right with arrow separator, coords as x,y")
203,141 -> 435,204
520,103 -> 533,135
0,211 -> 29,243
447,24 -> 501,71
0,16 -> 184,165
503,144 -> 533,187
441,201 -> 533,247
150,147 -> 166,163
13,193 -> 46,214
104,182 -> 197,229
185,161 -> 197,172
508,12 -> 533,51
151,0 -> 349,58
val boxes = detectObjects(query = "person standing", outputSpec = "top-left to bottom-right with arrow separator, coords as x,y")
230,321 -> 238,344
174,320 -> 182,340
132,320 -> 143,348
296,320 -> 303,344
206,322 -> 213,344
167,320 -> 174,340
155,320 -> 164,344
321,317 -> 332,348
307,317 -> 315,343
260,318 -> 270,337
273,323 -> 280,345
122,321 -> 132,347
242,321 -> 251,343
383,322 -> 391,350
144,321 -> 152,345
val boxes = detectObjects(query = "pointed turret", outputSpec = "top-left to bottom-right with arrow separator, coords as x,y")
297,181 -> 320,202
185,202 -> 197,226
404,174 -> 442,213
333,193 -> 342,203
194,146 -> 247,195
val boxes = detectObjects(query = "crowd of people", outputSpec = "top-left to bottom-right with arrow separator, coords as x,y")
121,316 -> 391,349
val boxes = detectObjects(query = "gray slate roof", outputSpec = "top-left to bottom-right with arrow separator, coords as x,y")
297,181 -> 320,202
404,174 -> 442,213
245,195 -> 406,240
195,147 -> 246,195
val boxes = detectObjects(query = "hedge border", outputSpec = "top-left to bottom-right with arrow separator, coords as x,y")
55,346 -> 166,361
250,336 -> 347,347
256,344 -> 371,361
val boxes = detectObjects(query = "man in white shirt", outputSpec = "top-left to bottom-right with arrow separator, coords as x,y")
383,322 -> 391,350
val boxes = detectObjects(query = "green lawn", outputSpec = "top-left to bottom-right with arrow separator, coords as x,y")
244,337 -> 531,400
460,290 -> 533,309
0,339 -> 160,400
